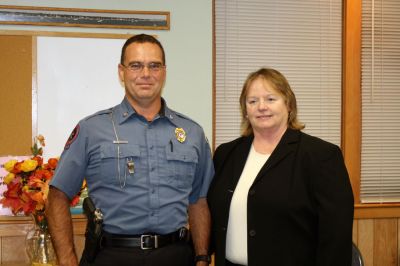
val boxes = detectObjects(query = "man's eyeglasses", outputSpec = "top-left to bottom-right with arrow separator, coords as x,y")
122,62 -> 165,73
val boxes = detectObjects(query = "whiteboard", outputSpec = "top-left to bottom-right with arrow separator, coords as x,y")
37,37 -> 125,157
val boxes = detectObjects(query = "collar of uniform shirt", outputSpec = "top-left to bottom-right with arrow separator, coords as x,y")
118,97 -> 167,123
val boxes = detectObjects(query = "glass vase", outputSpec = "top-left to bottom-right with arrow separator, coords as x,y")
25,212 -> 58,266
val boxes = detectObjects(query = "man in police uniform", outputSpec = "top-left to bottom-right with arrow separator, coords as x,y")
46,34 -> 214,266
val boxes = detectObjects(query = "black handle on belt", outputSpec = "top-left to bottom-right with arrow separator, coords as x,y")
80,197 -> 103,264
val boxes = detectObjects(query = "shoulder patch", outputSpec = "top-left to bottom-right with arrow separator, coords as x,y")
64,125 -> 80,150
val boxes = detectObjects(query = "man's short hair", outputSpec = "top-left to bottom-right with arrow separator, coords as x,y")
120,34 -> 166,65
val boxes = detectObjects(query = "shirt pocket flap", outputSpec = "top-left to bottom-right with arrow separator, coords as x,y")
165,146 -> 198,164
101,144 -> 141,159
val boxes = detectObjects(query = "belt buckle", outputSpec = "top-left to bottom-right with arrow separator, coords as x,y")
140,234 -> 158,250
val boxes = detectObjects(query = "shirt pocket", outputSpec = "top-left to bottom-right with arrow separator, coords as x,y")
165,144 -> 198,189
100,144 -> 142,185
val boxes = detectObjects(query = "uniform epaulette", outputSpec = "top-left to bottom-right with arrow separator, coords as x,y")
83,108 -> 113,121
174,111 -> 202,128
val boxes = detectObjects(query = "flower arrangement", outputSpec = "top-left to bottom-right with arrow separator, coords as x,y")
0,135 -> 86,216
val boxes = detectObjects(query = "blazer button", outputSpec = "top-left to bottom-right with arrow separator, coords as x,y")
249,189 -> 255,196
222,227 -> 226,231
249,229 -> 256,237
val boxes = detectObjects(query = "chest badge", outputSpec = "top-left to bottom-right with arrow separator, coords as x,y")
175,128 -> 186,143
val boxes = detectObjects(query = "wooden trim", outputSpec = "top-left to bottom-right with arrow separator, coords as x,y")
342,0 -> 362,203
0,214 -> 86,237
354,204 -> 400,219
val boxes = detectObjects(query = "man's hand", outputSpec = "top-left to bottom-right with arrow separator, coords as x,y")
188,198 -> 211,265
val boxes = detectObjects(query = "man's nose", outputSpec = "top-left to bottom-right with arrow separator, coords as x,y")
141,65 -> 151,76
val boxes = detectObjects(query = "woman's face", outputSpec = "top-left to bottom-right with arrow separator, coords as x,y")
245,77 -> 289,135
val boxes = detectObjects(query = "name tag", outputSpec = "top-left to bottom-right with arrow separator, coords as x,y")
113,140 -> 128,144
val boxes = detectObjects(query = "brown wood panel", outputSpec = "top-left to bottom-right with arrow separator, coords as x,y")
0,217 -> 33,237
0,35 -> 32,156
373,219 -> 398,266
398,221 -> 400,266
0,216 -> 84,264
358,219 -> 374,266
342,0 -> 362,203
74,235 -> 85,261
353,219 -> 358,244
1,236 -> 29,264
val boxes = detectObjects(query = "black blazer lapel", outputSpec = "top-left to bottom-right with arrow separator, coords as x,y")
228,136 -> 253,188
254,129 -> 300,183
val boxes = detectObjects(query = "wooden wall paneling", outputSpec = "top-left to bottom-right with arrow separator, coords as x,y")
74,235 -> 85,261
358,219 -> 374,266
0,218 -> 33,265
0,216 -> 85,264
71,215 -> 86,260
373,219 -> 398,266
353,219 -> 358,245
2,236 -> 29,265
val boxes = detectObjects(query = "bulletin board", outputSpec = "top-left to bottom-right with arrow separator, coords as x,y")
0,35 -> 33,156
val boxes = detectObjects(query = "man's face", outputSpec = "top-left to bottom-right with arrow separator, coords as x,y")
118,42 -> 166,107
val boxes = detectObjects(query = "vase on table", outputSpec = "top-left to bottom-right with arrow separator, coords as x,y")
25,211 -> 57,266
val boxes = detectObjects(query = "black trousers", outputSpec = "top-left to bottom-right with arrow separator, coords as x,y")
80,241 -> 194,266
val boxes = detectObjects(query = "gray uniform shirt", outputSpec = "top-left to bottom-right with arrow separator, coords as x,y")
50,97 -> 214,234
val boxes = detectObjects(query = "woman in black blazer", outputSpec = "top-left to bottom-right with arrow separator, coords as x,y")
207,68 -> 354,266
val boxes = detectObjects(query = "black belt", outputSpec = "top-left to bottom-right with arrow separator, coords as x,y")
101,228 -> 189,249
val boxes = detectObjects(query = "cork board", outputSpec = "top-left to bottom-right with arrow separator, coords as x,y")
0,35 -> 32,156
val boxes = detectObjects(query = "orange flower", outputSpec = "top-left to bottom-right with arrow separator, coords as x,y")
32,156 -> 43,167
11,162 -> 22,174
48,158 -> 58,170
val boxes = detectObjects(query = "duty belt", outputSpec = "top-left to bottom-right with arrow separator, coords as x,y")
101,228 -> 189,249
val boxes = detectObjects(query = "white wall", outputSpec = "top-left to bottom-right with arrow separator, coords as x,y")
0,0 -> 213,155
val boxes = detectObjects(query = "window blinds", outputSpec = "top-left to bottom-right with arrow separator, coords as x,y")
360,0 -> 400,203
215,0 -> 342,149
